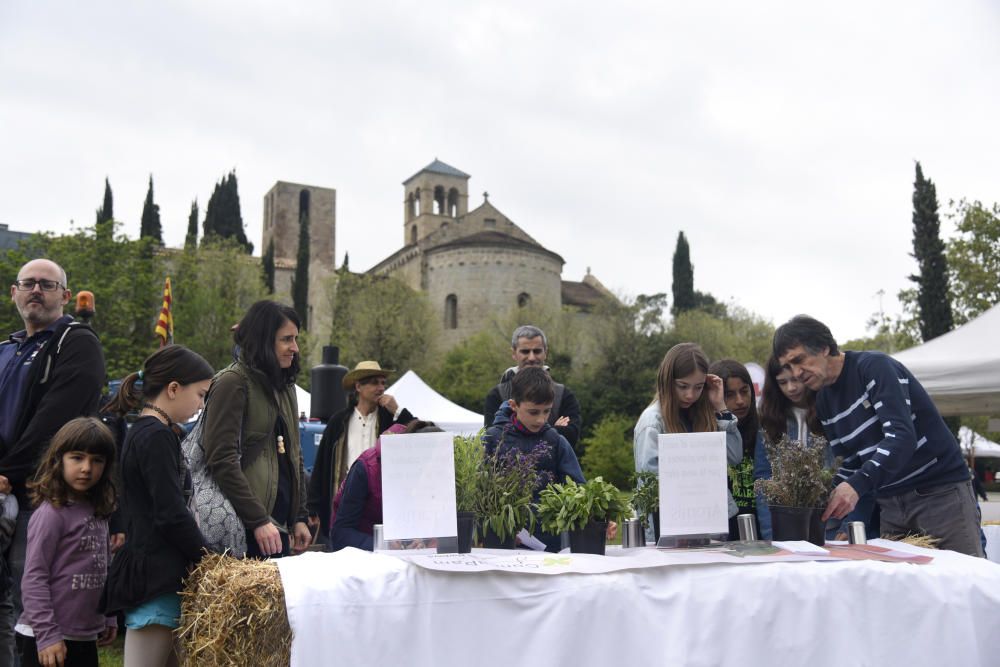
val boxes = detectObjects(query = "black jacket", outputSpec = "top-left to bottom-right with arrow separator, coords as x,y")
308,404 -> 413,540
0,318 -> 104,502
483,372 -> 582,451
101,417 -> 206,613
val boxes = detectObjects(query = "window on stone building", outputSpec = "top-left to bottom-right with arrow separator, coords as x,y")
415,188 -> 422,215
445,294 -> 458,329
447,188 -> 459,217
407,193 -> 416,221
434,186 -> 445,215
410,225 -> 418,245
484,218 -> 496,229
517,292 -> 531,308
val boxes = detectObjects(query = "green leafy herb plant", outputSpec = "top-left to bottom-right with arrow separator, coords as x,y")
536,476 -> 631,535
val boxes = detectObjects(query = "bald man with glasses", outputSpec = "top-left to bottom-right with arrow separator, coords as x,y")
0,259 -> 105,665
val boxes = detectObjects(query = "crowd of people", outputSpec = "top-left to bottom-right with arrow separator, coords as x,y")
0,256 -> 988,666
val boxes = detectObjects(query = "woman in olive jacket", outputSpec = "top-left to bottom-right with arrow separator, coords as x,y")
201,301 -> 311,557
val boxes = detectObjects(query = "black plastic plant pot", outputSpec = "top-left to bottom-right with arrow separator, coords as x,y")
457,511 -> 476,553
568,520 -> 608,555
808,507 -> 826,547
481,523 -> 516,549
769,506 -> 812,542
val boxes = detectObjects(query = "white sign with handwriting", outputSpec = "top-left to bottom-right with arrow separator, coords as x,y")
658,432 -> 728,536
381,432 -> 458,540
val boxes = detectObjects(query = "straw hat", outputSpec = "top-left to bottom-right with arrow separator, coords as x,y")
342,361 -> 393,390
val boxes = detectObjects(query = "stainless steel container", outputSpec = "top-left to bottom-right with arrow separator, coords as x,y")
622,518 -> 643,548
736,513 -> 758,542
847,521 -> 867,545
373,524 -> 385,550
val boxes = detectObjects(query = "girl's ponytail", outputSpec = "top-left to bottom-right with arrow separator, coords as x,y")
101,371 -> 143,417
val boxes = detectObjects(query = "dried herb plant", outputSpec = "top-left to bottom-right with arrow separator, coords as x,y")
753,434 -> 839,508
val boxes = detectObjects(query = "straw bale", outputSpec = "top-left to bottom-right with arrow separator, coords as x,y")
178,553 -> 291,667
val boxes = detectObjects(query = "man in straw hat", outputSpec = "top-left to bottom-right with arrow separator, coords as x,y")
308,361 -> 414,542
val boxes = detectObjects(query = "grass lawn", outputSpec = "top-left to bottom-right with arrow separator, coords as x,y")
97,634 -> 124,667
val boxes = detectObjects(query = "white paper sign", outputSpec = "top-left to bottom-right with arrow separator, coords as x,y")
658,432 -> 728,536
380,433 -> 458,541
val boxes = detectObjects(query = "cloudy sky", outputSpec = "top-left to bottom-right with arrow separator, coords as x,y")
2,0 -> 998,340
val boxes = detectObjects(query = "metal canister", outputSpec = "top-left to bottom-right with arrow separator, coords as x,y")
373,524 -> 385,551
736,513 -> 758,542
847,521 -> 867,545
622,518 -> 643,548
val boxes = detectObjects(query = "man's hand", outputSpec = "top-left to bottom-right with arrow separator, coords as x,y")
291,521 -> 312,554
821,481 -> 860,522
606,521 -> 618,541
97,624 -> 118,646
38,640 -> 67,667
377,393 -> 399,415
109,533 -> 125,553
253,522 -> 283,556
554,415 -> 570,428
705,374 -> 727,412
0,475 -> 11,495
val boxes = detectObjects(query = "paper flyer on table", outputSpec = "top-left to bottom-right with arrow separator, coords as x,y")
658,431 -> 728,536
380,432 -> 457,540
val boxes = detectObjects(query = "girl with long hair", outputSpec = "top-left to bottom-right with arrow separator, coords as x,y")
708,359 -> 762,540
200,301 -> 311,558
16,417 -> 117,667
633,343 -> 743,536
101,345 -> 213,667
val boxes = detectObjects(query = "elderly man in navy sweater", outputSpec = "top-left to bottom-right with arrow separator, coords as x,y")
774,315 -> 983,557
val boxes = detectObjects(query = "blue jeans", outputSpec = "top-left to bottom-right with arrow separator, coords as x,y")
0,509 -> 32,667
878,480 -> 984,557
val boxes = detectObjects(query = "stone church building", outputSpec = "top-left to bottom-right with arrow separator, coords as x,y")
262,159 -> 612,349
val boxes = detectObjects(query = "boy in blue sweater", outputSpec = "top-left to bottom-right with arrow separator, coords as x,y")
482,366 -> 585,552
774,315 -> 983,556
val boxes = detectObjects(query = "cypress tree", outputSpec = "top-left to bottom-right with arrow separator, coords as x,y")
95,178 -> 114,243
671,231 -> 696,316
139,175 -> 163,243
185,200 -> 199,250
263,239 -> 275,293
908,162 -> 954,341
204,171 -> 252,253
292,203 -> 310,329
95,177 -> 113,225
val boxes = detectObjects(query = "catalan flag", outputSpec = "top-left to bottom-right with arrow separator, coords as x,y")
154,277 -> 173,347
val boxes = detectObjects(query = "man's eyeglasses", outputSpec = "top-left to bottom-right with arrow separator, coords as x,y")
13,279 -> 64,292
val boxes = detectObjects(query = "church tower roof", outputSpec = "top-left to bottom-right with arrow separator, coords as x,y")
403,158 -> 470,184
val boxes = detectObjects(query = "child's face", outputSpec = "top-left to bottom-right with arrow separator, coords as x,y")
723,377 -> 752,419
510,400 -> 552,433
672,371 -> 706,409
168,379 -> 212,424
62,451 -> 106,497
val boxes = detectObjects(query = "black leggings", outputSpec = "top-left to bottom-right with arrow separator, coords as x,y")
16,633 -> 98,667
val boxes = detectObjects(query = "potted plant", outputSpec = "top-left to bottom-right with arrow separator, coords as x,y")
754,435 -> 839,545
631,471 -> 659,540
473,442 -> 552,548
453,432 -> 485,553
536,477 -> 631,555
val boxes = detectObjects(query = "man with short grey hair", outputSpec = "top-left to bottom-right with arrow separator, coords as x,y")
0,258 -> 105,664
483,325 -> 582,451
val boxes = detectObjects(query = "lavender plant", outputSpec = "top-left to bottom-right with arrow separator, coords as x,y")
753,434 -> 840,508
474,440 -> 553,542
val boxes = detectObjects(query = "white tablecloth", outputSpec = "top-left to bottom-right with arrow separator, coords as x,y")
277,541 -> 1000,667
985,524 -> 1000,564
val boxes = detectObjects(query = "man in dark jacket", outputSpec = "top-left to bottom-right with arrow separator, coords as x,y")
0,259 -> 105,665
483,325 -> 582,452
308,361 -> 413,542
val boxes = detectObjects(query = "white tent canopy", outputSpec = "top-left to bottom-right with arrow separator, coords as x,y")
386,370 -> 484,435
959,426 -> 1000,459
892,304 -> 1000,416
